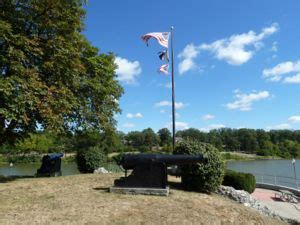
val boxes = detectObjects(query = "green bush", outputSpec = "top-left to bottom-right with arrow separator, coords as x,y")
7,155 -> 41,163
222,170 -> 256,193
174,139 -> 225,193
76,145 -> 107,173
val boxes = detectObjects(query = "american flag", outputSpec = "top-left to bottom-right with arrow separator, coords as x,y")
158,50 -> 169,61
158,64 -> 169,75
141,32 -> 170,48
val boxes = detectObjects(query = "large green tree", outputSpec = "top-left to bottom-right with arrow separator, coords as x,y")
0,0 -> 123,145
157,128 -> 171,146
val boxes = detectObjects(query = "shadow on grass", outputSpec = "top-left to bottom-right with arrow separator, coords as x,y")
168,181 -> 185,191
93,187 -> 110,192
0,175 -> 35,183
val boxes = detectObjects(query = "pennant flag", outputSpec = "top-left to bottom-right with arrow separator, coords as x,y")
141,32 -> 170,48
158,64 -> 169,75
158,50 -> 169,61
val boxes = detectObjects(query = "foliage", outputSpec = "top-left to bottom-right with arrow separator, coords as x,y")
111,152 -> 124,165
157,128 -> 172,146
174,139 -> 225,193
221,152 -> 251,161
125,128 -> 159,151
222,170 -> 256,193
142,128 -> 159,148
176,128 -> 300,158
7,155 -> 41,163
176,128 -> 206,142
76,145 -> 106,173
0,0 -> 123,146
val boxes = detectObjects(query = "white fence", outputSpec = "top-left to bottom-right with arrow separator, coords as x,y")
253,173 -> 300,190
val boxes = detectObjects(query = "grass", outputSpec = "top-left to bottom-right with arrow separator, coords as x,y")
221,151 -> 282,161
0,173 -> 284,224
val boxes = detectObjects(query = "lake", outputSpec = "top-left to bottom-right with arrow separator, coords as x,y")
0,161 -> 122,177
1,159 -> 299,189
227,159 -> 300,189
0,162 -> 80,177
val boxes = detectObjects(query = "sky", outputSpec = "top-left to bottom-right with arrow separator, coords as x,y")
83,0 -> 300,133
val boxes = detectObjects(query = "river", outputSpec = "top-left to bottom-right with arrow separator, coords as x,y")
0,161 -> 122,177
0,162 -> 80,177
1,159 -> 299,189
227,159 -> 300,189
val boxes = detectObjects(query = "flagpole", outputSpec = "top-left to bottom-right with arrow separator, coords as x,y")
171,26 -> 176,152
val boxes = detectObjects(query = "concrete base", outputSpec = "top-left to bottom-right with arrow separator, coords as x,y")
109,186 -> 169,196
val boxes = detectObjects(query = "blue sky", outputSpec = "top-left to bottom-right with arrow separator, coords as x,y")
83,0 -> 300,132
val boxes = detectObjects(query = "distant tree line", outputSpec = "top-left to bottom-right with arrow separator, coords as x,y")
1,127 -> 300,159
176,128 -> 300,158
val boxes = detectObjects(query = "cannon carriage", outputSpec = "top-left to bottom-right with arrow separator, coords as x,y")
113,153 -> 207,190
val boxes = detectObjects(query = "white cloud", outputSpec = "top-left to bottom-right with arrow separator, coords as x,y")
126,113 -> 134,119
266,123 -> 291,130
202,114 -> 215,121
178,43 -> 200,74
160,110 -> 166,114
123,122 -> 135,128
200,23 -> 278,65
126,112 -> 143,119
166,121 -> 189,130
288,115 -> 300,123
225,90 -> 270,111
200,124 -> 226,132
178,24 -> 279,74
135,113 -> 143,118
262,61 -> 300,82
115,56 -> 142,84
270,41 -> 278,52
155,101 -> 187,109
283,73 -> 300,84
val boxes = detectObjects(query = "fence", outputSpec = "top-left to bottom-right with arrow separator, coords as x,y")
253,173 -> 300,190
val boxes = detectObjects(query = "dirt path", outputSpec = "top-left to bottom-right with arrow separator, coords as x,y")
0,174 -> 285,224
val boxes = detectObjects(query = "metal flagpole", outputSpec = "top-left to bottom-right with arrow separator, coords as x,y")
171,26 -> 176,152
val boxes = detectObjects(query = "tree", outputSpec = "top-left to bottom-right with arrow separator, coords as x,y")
142,128 -> 159,149
126,131 -> 145,148
176,128 -> 206,142
157,128 -> 171,146
237,129 -> 257,153
0,0 -> 123,145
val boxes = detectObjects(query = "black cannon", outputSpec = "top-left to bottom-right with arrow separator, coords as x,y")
114,153 -> 207,189
36,153 -> 63,177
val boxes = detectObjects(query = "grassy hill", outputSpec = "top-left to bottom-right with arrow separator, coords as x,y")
0,174 -> 284,224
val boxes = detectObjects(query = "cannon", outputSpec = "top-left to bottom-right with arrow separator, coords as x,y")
36,153 -> 63,177
113,153 -> 207,189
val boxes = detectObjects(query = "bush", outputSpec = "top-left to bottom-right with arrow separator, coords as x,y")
7,155 -> 41,163
222,170 -> 256,193
76,145 -> 107,173
174,139 -> 225,193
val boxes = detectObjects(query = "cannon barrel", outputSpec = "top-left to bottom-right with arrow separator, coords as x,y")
119,153 -> 206,170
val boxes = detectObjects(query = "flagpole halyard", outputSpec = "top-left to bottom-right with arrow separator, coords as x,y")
171,26 -> 176,152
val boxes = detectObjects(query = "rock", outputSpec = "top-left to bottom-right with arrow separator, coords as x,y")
217,185 -> 287,222
94,167 -> 110,174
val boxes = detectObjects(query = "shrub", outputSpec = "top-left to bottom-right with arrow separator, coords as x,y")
76,145 -> 107,173
222,170 -> 256,193
174,139 -> 225,193
7,155 -> 41,163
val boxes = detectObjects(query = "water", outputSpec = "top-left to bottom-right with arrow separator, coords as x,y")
227,159 -> 300,189
0,161 -> 123,177
227,160 -> 300,178
0,162 -> 80,177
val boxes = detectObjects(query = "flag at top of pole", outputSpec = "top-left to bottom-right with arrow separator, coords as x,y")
141,27 -> 176,151
141,32 -> 170,48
